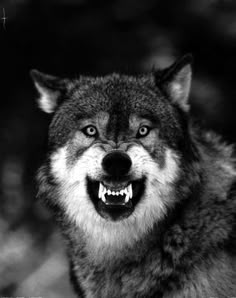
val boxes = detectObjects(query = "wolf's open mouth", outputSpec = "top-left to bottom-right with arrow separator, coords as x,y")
87,177 -> 145,220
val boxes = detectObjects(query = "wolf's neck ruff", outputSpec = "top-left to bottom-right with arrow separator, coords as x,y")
32,55 -> 236,297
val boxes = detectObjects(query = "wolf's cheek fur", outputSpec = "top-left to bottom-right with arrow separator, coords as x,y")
127,145 -> 179,219
50,144 -> 105,226
51,145 -> 105,183
50,143 -> 179,251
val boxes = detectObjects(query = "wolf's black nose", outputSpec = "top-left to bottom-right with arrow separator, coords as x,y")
102,151 -> 132,176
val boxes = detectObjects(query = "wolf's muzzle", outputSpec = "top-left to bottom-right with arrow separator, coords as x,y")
102,151 -> 132,176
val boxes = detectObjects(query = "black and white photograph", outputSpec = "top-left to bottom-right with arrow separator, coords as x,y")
0,0 -> 236,297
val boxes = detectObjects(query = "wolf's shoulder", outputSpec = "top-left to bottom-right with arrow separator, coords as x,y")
164,126 -> 236,252
178,126 -> 236,250
191,125 -> 235,188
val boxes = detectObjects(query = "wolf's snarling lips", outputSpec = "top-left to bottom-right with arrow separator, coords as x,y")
87,178 -> 145,221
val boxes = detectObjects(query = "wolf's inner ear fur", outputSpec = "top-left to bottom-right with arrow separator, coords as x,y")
30,70 -> 66,113
155,54 -> 193,112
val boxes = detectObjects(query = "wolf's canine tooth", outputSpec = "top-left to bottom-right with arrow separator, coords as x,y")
101,186 -> 107,202
128,184 -> 133,199
125,193 -> 130,203
98,183 -> 103,199
101,193 -> 106,203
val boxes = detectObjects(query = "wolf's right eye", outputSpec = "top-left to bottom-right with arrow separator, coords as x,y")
82,125 -> 98,137
136,126 -> 151,138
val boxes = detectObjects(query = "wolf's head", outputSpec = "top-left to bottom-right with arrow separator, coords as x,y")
31,55 -> 201,250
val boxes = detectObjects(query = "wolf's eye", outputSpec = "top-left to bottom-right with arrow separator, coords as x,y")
137,126 -> 150,138
82,125 -> 98,137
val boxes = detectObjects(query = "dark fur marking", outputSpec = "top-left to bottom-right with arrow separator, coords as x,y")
70,263 -> 85,298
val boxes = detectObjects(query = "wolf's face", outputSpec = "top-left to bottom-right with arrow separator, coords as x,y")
32,56 -> 197,249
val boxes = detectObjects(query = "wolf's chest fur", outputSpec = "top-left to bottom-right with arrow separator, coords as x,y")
67,155 -> 236,297
32,55 -> 236,297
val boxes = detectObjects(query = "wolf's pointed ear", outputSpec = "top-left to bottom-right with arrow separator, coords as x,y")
155,54 -> 193,112
30,69 -> 67,113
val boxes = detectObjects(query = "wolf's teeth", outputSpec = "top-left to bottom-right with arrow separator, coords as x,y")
125,193 -> 130,203
101,192 -> 106,203
98,183 -> 103,199
101,186 -> 107,202
128,184 -> 133,199
99,184 -> 133,202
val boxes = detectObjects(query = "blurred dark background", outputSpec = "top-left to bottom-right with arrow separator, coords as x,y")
0,0 -> 236,297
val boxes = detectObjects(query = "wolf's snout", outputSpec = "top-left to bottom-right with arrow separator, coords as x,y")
102,151 -> 132,176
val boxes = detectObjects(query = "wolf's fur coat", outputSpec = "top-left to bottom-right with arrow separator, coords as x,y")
32,56 -> 236,297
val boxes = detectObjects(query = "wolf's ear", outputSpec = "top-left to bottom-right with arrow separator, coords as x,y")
30,69 -> 67,113
155,54 -> 193,112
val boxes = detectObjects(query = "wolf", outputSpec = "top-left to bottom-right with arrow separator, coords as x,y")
31,55 -> 236,297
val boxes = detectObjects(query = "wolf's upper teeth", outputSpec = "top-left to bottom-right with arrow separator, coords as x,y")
98,183 -> 133,202
98,183 -> 103,199
128,184 -> 133,199
101,193 -> 106,203
101,186 -> 106,203
125,192 -> 130,203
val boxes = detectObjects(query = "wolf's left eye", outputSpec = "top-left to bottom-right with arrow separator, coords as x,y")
82,125 -> 98,137
137,126 -> 151,138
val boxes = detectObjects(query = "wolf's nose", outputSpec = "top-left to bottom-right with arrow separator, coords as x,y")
102,151 -> 132,176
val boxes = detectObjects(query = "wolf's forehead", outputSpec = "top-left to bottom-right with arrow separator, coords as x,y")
49,80 -> 167,146
82,112 -> 151,125
70,78 -> 162,113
